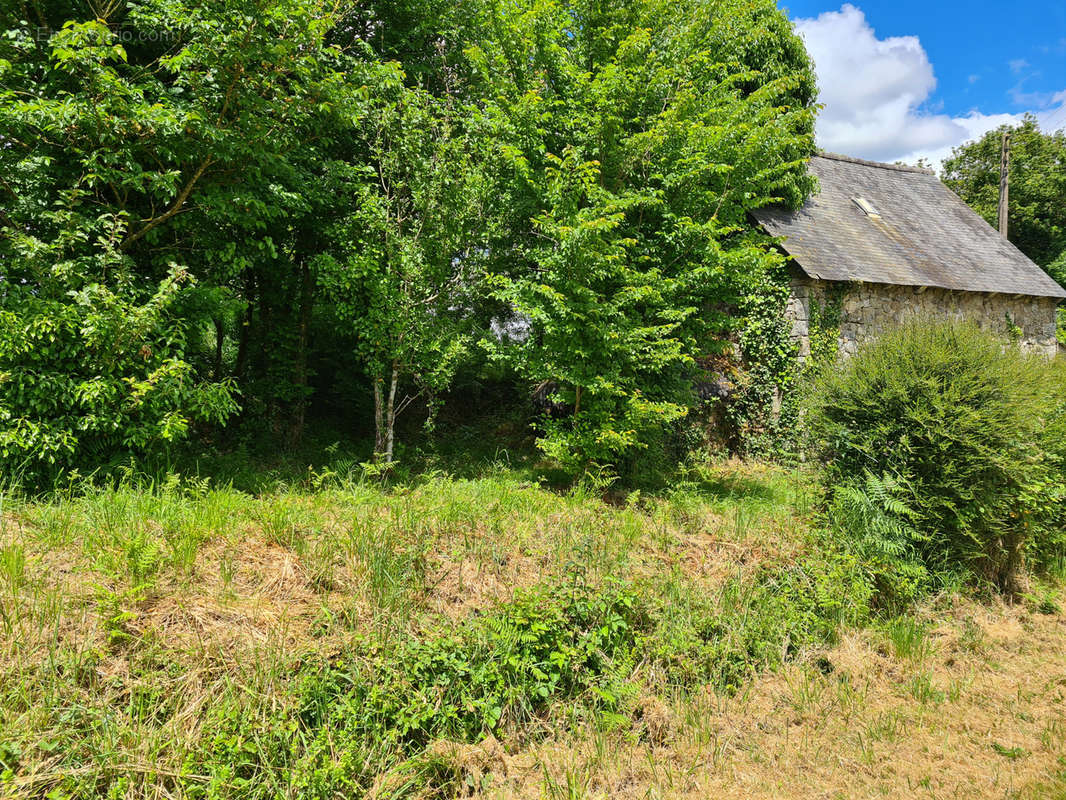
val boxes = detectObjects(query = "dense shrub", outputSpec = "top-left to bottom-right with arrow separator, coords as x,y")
1037,376 -> 1066,569
0,270 -> 239,487
807,320 -> 1065,593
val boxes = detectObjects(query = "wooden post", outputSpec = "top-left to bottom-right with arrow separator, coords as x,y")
998,131 -> 1011,237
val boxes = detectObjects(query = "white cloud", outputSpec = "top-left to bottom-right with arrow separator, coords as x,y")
795,4 -> 1066,170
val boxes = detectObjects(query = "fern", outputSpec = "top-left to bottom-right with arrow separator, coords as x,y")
829,471 -> 921,562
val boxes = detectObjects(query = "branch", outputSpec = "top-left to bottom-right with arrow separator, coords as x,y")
394,389 -> 423,418
120,157 -> 212,250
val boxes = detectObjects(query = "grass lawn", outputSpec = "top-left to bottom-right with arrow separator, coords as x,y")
0,460 -> 1063,798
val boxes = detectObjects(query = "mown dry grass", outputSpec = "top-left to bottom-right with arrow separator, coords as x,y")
1,463 -> 809,663
476,599 -> 1066,800
0,462 -> 1063,798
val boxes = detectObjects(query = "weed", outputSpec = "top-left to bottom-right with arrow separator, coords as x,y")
350,523 -> 428,622
787,667 -> 827,714
958,616 -> 985,654
882,616 -> 930,662
96,584 -> 148,646
907,672 -> 946,705
0,544 -> 26,593
991,742 -> 1029,760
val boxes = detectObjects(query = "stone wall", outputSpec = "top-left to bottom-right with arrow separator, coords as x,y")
787,276 -> 1061,359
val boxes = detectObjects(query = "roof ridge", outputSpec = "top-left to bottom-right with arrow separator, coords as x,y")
815,151 -> 936,175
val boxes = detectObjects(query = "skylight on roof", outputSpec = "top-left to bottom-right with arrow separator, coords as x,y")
852,197 -> 881,219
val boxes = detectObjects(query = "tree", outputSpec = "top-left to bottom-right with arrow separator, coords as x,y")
0,0 -> 361,477
942,117 -> 1066,272
472,0 -> 817,473
316,80 -> 491,463
1,0 -> 821,480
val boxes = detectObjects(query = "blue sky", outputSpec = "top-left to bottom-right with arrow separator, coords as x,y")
781,2 -> 1066,165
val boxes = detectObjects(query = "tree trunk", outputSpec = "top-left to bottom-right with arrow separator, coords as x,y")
234,304 -> 251,381
373,376 -> 386,460
385,361 -> 399,463
288,261 -> 314,448
213,317 -> 225,379
998,533 -> 1030,600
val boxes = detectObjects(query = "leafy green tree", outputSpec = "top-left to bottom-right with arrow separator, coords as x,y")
316,80 -> 492,463
0,0 -> 358,476
1,0 -> 820,480
942,117 -> 1066,273
472,0 -> 817,473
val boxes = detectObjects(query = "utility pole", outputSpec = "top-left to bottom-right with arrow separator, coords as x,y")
998,131 -> 1011,237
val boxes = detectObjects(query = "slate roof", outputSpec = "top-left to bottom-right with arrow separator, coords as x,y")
753,153 -> 1066,299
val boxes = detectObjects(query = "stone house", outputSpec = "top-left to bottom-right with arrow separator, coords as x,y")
753,153 -> 1065,358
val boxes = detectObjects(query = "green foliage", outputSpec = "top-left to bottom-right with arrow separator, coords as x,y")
722,276 -> 844,458
315,79 -> 492,460
0,268 -> 238,484
647,549 -> 870,694
0,0 -> 353,476
942,116 -> 1066,272
807,320 -> 1065,593
826,472 -> 933,611
1036,367 -> 1066,566
192,579 -> 645,795
1049,251 -> 1066,346
1,0 -> 819,476
805,287 -> 846,372
724,263 -> 801,456
186,558 -> 872,795
0,459 -> 965,798
475,0 -> 817,475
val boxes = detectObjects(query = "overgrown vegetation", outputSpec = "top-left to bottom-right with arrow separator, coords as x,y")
807,320 -> 1066,595
0,0 -> 817,483
0,462 -> 839,796
2,1 -> 1066,796
1,449 -> 1063,798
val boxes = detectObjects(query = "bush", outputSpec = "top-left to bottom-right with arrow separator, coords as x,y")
0,269 -> 239,488
1037,376 -> 1066,571
806,320 -> 1064,593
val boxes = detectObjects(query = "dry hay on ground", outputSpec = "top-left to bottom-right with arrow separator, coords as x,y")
482,599 -> 1066,800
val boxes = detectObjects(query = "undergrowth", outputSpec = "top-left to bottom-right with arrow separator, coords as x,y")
0,451 -> 1061,798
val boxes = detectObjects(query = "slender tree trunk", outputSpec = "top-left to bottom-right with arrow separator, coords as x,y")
234,304 -> 251,381
288,261 -> 314,448
385,360 -> 399,463
373,376 -> 386,460
213,317 -> 225,379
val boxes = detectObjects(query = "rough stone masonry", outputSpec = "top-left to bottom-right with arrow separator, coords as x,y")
787,277 -> 1061,360
753,153 -> 1065,361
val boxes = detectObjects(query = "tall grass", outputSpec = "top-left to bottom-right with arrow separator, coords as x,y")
0,460 -> 859,798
